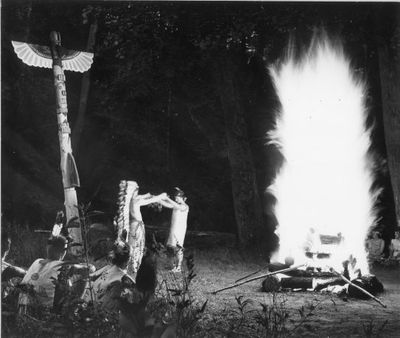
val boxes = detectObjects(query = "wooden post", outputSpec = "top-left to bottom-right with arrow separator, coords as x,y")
50,32 -> 83,256
11,32 -> 94,258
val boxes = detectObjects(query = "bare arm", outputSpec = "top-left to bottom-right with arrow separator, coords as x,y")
158,199 -> 175,209
163,197 -> 188,211
138,193 -> 168,206
163,196 -> 179,208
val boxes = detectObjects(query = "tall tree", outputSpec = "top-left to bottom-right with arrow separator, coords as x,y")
72,6 -> 98,155
216,55 -> 263,247
376,4 -> 400,227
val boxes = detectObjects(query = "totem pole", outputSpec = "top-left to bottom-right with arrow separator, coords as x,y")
12,32 -> 94,256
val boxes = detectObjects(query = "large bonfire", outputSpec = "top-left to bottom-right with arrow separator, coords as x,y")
267,35 -> 381,277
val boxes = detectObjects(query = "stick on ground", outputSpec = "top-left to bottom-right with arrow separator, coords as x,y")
331,268 -> 387,308
235,264 -> 270,283
212,264 -> 306,294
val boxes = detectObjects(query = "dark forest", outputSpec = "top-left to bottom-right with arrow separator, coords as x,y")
2,1 -> 400,253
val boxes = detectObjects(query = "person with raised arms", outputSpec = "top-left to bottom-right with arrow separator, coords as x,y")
159,187 -> 189,273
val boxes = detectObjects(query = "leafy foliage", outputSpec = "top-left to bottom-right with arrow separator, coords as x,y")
149,247 -> 208,337
1,2 -> 397,245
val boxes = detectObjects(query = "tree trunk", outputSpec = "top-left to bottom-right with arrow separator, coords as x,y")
216,58 -> 263,249
376,6 -> 400,227
72,18 -> 98,155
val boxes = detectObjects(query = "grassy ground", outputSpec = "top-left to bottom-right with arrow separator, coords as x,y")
159,247 -> 400,337
4,225 -> 400,337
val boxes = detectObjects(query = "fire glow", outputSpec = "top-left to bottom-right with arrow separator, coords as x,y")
268,37 -> 380,275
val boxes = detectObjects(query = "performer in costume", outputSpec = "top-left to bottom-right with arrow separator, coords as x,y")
18,214 -> 93,315
115,180 -> 137,241
18,235 -> 68,312
114,180 -> 167,277
82,241 -> 137,311
159,187 -> 189,272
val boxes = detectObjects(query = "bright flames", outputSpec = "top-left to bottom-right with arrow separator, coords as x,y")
268,37 -> 380,276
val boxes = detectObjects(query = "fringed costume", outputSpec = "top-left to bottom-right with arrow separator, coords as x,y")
114,180 -> 145,277
127,219 -> 145,276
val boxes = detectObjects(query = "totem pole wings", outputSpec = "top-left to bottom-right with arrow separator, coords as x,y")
11,41 -> 93,73
11,32 -> 95,256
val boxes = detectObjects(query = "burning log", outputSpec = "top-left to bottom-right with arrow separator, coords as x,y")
260,265 -> 386,308
237,259 -> 343,293
305,252 -> 331,259
262,274 -> 344,292
280,277 -> 313,290
283,268 -> 337,278
262,276 -> 313,291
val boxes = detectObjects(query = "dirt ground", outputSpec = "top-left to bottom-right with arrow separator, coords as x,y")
166,248 -> 400,337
